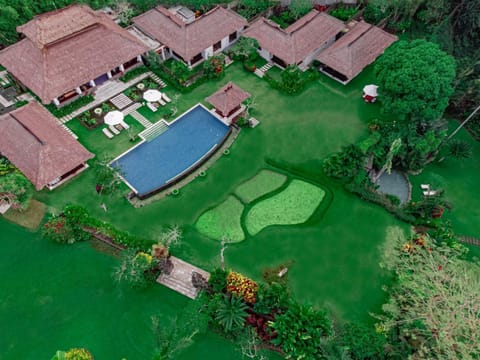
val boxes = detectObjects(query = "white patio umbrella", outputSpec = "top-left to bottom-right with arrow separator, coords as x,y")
363,84 -> 378,97
143,89 -> 162,102
104,110 -> 124,126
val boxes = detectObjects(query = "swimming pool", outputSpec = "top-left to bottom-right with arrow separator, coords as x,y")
112,104 -> 230,198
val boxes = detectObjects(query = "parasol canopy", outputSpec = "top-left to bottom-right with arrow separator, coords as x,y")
104,110 -> 124,126
143,89 -> 162,102
363,84 -> 378,97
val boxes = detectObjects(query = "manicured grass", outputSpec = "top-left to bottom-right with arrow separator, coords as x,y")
3,63 -> 413,359
66,115 -> 144,159
266,66 -> 283,81
235,169 -> 287,203
196,196 -> 245,242
246,180 -> 325,236
2,199 -> 46,230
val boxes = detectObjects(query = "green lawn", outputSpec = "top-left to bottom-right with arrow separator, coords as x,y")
245,179 -> 325,236
6,61 -> 469,359
235,169 -> 287,203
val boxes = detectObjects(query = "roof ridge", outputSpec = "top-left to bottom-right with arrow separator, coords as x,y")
10,110 -> 45,145
285,10 -> 320,34
346,23 -> 374,48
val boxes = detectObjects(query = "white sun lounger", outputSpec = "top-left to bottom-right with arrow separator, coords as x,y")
423,190 -> 437,196
162,93 -> 171,103
158,98 -> 166,106
102,127 -> 114,139
147,102 -> 158,112
420,184 -> 430,190
109,125 -> 120,135
119,120 -> 130,129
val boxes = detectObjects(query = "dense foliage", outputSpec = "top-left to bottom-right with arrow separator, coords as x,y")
236,0 -> 275,20
228,36 -> 259,62
375,40 -> 456,122
270,300 -> 331,359
0,172 -> 32,210
112,249 -> 160,288
378,237 -> 480,359
202,54 -> 225,79
51,348 -> 93,360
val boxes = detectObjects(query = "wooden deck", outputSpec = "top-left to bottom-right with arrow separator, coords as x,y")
157,256 -> 210,299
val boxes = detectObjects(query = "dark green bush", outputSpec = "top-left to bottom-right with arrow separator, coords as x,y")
330,5 -> 357,21
119,65 -> 149,82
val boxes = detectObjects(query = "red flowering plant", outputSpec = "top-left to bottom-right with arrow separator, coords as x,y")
226,271 -> 259,304
42,215 -> 76,244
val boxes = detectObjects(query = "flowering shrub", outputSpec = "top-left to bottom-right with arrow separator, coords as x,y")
42,216 -> 76,244
227,271 -> 258,304
65,348 -> 93,360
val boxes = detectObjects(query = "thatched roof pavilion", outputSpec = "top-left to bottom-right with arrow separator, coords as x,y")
205,82 -> 251,119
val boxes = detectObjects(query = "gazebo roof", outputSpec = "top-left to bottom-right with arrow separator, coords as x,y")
205,82 -> 251,115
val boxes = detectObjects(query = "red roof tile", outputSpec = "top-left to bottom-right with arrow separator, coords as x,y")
0,5 -> 149,104
205,82 -> 251,115
0,102 -> 93,190
243,10 -> 345,65
316,21 -> 397,81
133,6 -> 247,61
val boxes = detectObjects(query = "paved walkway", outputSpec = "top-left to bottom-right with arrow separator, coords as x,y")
157,256 -> 210,299
110,93 -> 133,110
59,72 -> 151,124
458,235 -> 480,247
130,110 -> 153,128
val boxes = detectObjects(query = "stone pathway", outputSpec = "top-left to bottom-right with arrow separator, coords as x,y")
157,256 -> 210,299
130,110 -> 153,128
254,62 -> 273,78
458,235 -> 480,247
110,93 -> 133,110
148,72 -> 167,88
58,72 -> 150,124
61,124 -> 78,139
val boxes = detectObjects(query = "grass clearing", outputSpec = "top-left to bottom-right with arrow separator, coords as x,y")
246,180 -> 325,236
3,199 -> 46,230
235,169 -> 287,203
196,195 -> 245,242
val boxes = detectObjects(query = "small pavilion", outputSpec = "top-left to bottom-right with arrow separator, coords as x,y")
205,82 -> 251,124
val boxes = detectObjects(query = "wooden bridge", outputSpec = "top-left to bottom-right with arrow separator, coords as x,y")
157,256 -> 210,299
458,236 -> 480,247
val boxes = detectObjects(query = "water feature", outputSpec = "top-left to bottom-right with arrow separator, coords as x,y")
377,170 -> 410,204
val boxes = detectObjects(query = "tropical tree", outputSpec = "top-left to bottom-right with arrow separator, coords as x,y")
289,0 -> 313,20
112,249 -> 159,288
378,238 -> 480,359
375,40 -> 456,122
214,294 -> 248,333
280,65 -> 304,93
270,300 -> 331,359
0,172 -> 32,210
371,138 -> 402,183
203,54 -> 225,79
447,139 -> 473,159
152,297 -> 209,360
228,36 -> 259,62
93,155 -> 123,195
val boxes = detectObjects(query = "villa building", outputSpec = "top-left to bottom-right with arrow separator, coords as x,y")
243,10 -> 345,70
0,5 -> 149,107
0,102 -> 93,190
206,82 -> 251,124
316,21 -> 397,84
132,6 -> 248,68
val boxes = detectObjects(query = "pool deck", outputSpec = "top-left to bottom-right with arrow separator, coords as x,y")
128,125 -> 240,207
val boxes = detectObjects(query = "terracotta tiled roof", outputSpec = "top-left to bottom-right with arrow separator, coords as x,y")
0,102 -> 93,190
133,6 -> 248,61
243,10 -> 345,65
316,21 -> 397,81
205,82 -> 251,115
0,5 -> 149,104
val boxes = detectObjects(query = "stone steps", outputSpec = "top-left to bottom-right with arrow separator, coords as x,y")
60,123 -> 78,139
110,93 -> 133,110
140,120 -> 168,141
259,62 -> 273,72
254,69 -> 264,78
148,72 -> 167,88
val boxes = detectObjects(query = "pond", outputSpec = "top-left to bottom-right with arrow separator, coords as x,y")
377,170 -> 410,204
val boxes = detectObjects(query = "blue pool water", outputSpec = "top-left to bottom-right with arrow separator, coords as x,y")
113,105 -> 229,197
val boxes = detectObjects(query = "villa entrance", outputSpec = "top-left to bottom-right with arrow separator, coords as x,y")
94,73 -> 109,86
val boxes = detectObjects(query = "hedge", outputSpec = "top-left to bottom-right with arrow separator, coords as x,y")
46,95 -> 94,118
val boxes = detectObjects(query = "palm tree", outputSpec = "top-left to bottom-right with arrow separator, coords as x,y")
215,295 -> 248,333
